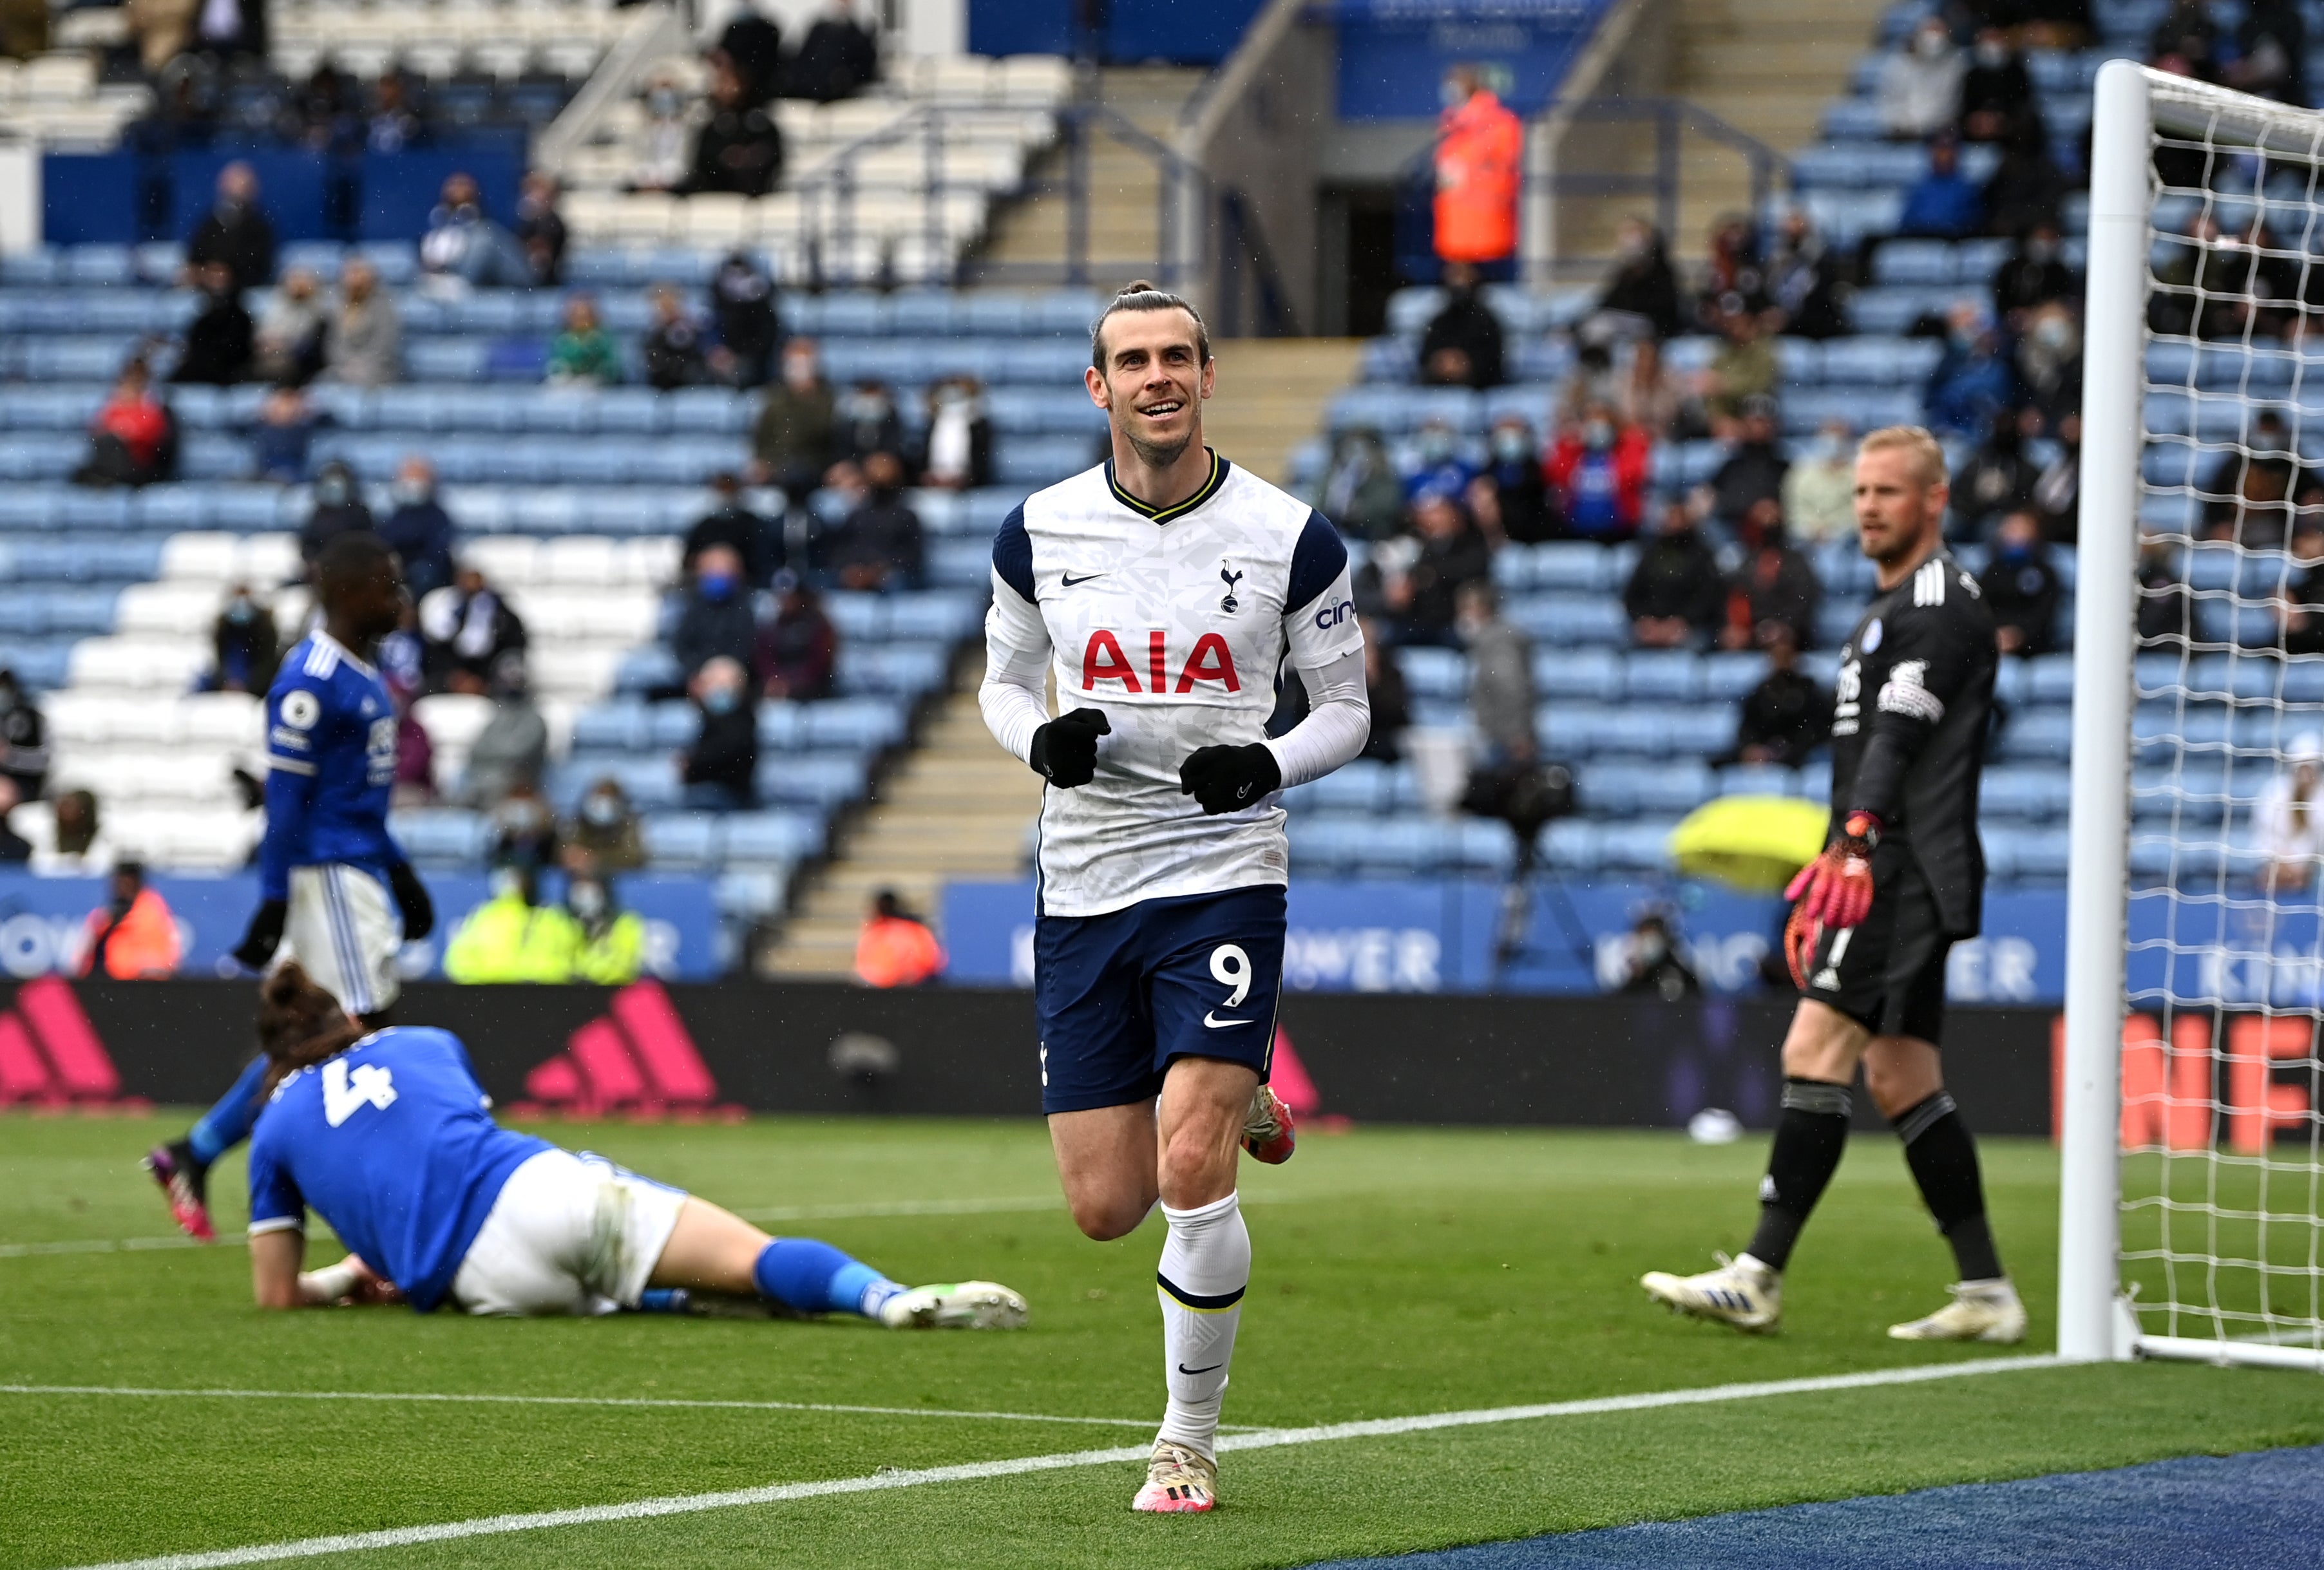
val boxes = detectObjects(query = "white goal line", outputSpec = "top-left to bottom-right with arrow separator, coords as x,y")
61,1355 -> 2067,1570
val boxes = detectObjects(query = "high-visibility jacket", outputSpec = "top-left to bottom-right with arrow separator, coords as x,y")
79,888 -> 181,979
854,915 -> 945,988
540,907 -> 647,986
1434,90 -> 1523,264
443,893 -> 573,984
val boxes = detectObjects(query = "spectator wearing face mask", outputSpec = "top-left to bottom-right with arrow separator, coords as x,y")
1711,397 -> 1789,524
1722,623 -> 1832,767
1782,419 -> 1858,546
321,258 -> 401,387
632,73 -> 694,191
1419,262 -> 1506,388
1995,222 -> 2076,318
379,455 -> 457,601
684,471 -> 779,587
421,565 -> 528,694
513,171 -> 567,287
1880,19 -> 1963,140
673,544 -> 759,678
444,865 -> 569,983
1547,402 -> 1651,541
915,376 -> 993,490
1317,428 -> 1405,541
833,379 -> 906,470
1979,510 -> 2062,656
1401,417 -> 1476,501
1896,137 -> 1985,241
461,655 -> 549,808
419,171 -> 531,290
681,656 -> 759,810
1624,499 -> 1726,649
756,573 -> 838,701
641,284 -> 708,390
1952,410 -> 2041,540
709,251 -> 781,388
1721,500 -> 1820,652
247,385 -> 328,484
752,339 -> 837,501
253,266 -> 328,386
547,294 -> 621,386
1618,913 -> 1699,999
186,162 -> 276,291
1471,417 -> 1554,544
2015,303 -> 2082,435
487,780 -> 560,875
1376,490 -> 1493,645
209,584 -> 280,694
173,261 -> 254,386
1924,303 -> 2017,437
567,779 -> 646,873
1956,27 -> 2035,144
549,869 -> 645,985
1588,218 -> 1685,341
297,460 -> 376,567
0,668 -> 50,802
827,451 -> 924,592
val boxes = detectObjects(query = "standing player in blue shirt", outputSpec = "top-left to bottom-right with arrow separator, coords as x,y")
242,964 -> 1026,1328
146,533 -> 437,1241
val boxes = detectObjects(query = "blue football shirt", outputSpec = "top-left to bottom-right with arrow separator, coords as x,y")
246,1026 -> 551,1312
260,631 -> 401,901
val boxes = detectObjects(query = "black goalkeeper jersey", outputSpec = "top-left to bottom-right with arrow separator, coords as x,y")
1828,550 -> 1997,938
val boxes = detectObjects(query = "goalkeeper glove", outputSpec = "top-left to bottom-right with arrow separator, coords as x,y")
386,862 -> 435,941
1029,707 -> 1110,788
232,899 -> 288,972
1782,812 -> 1881,988
1179,742 -> 1282,815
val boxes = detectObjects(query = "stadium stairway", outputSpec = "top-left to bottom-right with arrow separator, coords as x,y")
1205,339 -> 1367,487
760,651 -> 1045,977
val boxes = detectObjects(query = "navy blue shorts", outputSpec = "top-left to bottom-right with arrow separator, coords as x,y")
1033,885 -> 1286,1115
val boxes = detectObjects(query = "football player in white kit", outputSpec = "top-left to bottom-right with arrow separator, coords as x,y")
980,283 -> 1371,1513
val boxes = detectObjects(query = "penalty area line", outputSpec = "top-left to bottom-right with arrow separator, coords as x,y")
64,1355 -> 2068,1570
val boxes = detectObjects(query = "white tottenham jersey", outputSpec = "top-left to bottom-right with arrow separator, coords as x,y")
987,453 -> 1363,918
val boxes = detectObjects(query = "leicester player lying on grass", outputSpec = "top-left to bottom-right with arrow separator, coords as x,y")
242,963 -> 1027,1327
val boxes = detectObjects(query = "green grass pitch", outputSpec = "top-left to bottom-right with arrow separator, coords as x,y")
4,1111 -> 2322,1570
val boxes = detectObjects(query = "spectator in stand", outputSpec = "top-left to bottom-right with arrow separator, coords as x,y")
631,71 -> 694,190
1470,416 -> 1553,544
2033,412 -> 2081,542
915,375 -> 994,491
379,456 -> 456,601
1457,581 -> 1536,765
443,865 -> 561,981
1982,118 -> 2068,239
681,57 -> 785,197
1317,428 -> 1405,541
1896,136 -> 1984,240
1764,209 -> 1849,340
37,790 -> 110,876
1956,27 -> 2035,143
1722,498 -> 1821,652
2149,0 -> 2221,80
209,584 -> 280,694
1617,913 -> 1700,999
680,656 -> 759,809
78,862 -> 180,980
172,261 -> 254,386
2257,735 -> 2324,894
1586,217 -> 1684,341
421,563 -> 528,694
365,71 -> 426,153
321,258 -> 401,387
1924,302 -> 2017,437
787,0 -> 881,101
752,339 -> 836,500
828,451 -> 924,591
1382,489 -> 1492,644
567,778 -> 647,873
285,61 -> 361,151
1418,263 -> 1505,388
641,283 -> 708,389
486,782 -> 560,874
709,250 -> 780,387
2015,301 -> 2083,434
1880,17 -> 1964,140
673,544 -> 759,677
1979,509 -> 2062,656
551,869 -> 645,985
461,654 -> 549,808
0,668 -> 49,801
1358,619 -> 1410,762
1783,417 -> 1858,546
1560,341 -> 1621,421
1994,221 -> 2076,319
717,0 -> 784,104
546,294 -> 620,387
833,379 -> 906,469
1432,64 -> 1522,277
1701,307 -> 1776,438
1401,417 -> 1476,502
2227,0 -> 2307,104
2278,525 -> 2324,654
0,779 -> 28,864
2138,533 -> 2191,650
1695,215 -> 1767,330
2204,410 -> 2303,547
513,171 -> 568,286
1547,401 -> 1651,542
1723,623 -> 1833,767
253,267 -> 327,386
392,691 -> 435,808
2167,215 -> 2304,343
296,461 -> 375,569
419,172 -> 531,290
186,162 -> 276,292
856,888 -> 944,987
756,572 -> 838,701
1624,498 -> 1726,649
1711,397 -> 1789,523
685,471 -> 779,586
247,384 -> 327,483
74,359 -> 176,488
1952,409 -> 2041,538
1618,337 -> 1689,440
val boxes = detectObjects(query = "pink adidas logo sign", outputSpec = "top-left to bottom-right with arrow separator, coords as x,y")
511,979 -> 743,1122
0,976 -> 149,1111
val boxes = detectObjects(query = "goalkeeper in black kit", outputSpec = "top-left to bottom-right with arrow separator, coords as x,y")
1642,426 -> 2024,1343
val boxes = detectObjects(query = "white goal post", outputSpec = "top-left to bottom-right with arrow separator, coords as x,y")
2062,60 -> 2324,1370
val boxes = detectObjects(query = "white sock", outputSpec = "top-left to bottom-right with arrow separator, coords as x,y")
1154,1190 -> 1249,1459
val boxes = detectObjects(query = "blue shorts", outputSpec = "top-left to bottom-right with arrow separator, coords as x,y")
1033,885 -> 1286,1115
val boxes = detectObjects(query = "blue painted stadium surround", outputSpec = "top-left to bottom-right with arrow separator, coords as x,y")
1307,1444 -> 2324,1568
43,146 -> 528,247
966,0 -> 1267,64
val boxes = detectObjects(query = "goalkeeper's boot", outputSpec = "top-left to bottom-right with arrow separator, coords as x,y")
877,1280 -> 1027,1330
1131,1439 -> 1218,1513
142,1139 -> 214,1243
1887,1278 -> 2026,1343
1240,1084 -> 1296,1166
1640,1252 -> 1782,1332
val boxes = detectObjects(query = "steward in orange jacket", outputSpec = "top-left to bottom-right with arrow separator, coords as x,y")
1434,73 -> 1523,266
81,863 -> 182,979
854,890 -> 945,988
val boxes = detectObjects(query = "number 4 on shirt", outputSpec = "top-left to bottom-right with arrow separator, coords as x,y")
321,1058 -> 397,1127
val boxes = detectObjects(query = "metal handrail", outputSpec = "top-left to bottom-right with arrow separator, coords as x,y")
1532,95 -> 1796,256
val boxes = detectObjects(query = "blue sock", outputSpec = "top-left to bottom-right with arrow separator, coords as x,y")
752,1238 -> 903,1318
187,1057 -> 272,1168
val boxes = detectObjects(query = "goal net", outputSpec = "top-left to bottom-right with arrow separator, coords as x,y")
2063,62 -> 2324,1370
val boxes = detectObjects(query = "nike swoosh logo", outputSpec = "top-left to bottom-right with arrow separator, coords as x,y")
1203,1012 -> 1251,1029
1060,572 -> 1107,587
1177,1363 -> 1223,1376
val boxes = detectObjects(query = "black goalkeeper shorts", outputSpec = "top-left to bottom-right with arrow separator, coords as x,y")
1798,841 -> 1955,1045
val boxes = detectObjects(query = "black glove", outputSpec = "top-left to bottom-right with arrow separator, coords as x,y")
1029,707 -> 1110,789
233,899 -> 287,971
1179,742 -> 1282,815
387,862 -> 435,941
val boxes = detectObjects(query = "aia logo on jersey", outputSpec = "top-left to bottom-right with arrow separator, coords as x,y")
1081,630 -> 1242,694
